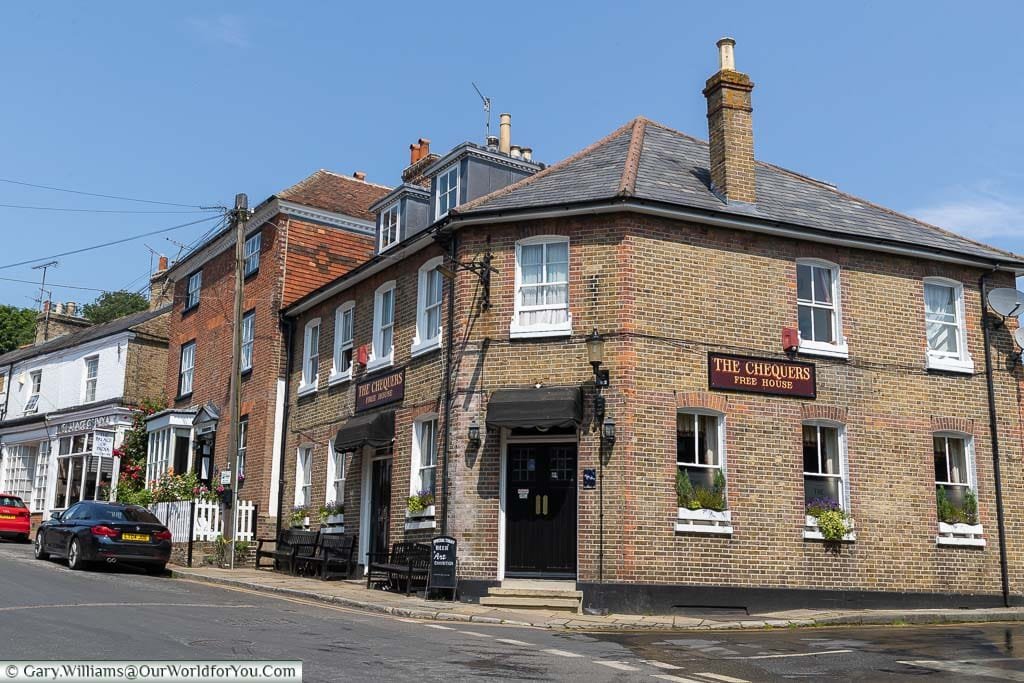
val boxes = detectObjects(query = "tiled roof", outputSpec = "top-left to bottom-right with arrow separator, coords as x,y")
456,117 -> 1024,266
0,306 -> 170,367
276,170 -> 391,223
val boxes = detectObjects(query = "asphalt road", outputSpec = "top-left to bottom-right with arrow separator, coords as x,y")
1,540 -> 1024,682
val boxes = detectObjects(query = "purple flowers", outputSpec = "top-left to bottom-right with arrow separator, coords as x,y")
806,497 -> 841,516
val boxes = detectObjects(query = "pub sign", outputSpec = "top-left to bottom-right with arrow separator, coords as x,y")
707,353 -> 816,399
355,368 -> 406,412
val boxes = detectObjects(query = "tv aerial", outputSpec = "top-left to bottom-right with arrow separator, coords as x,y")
472,82 -> 492,138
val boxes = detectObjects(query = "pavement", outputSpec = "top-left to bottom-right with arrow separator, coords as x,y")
169,561 -> 1024,632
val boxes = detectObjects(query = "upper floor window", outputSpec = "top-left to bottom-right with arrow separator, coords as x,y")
435,165 -> 459,219
244,231 -> 261,276
380,203 -> 400,251
83,356 -> 99,403
413,257 -> 444,355
796,260 -> 847,358
368,281 -> 396,370
299,319 -> 320,395
241,310 -> 255,372
178,342 -> 195,397
185,271 -> 202,310
24,370 -> 42,414
330,302 -> 355,384
511,236 -> 571,338
924,279 -> 973,373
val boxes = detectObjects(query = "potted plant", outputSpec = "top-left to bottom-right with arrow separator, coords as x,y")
289,505 -> 310,529
675,470 -> 731,534
406,490 -> 435,517
805,497 -> 854,542
319,501 -> 345,526
936,487 -> 984,545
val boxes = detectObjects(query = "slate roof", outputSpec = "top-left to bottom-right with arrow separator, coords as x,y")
276,170 -> 391,223
455,118 -> 1024,266
0,306 -> 169,367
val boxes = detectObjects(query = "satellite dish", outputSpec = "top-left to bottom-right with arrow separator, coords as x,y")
988,288 -> 1024,318
1015,327 -> 1024,351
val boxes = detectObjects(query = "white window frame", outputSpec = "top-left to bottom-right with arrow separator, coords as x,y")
241,311 -> 255,372
294,445 -> 312,508
412,256 -> 444,356
237,416 -> 247,478
410,415 -> 438,498
511,235 -> 572,338
923,278 -> 974,373
435,164 -> 460,219
379,203 -> 400,252
178,341 -> 195,397
83,356 -> 99,403
298,318 -> 321,396
325,442 -> 346,506
674,409 -> 731,534
24,370 -> 41,414
802,420 -> 849,512
796,259 -> 848,358
934,432 -> 984,546
329,302 -> 355,385
31,442 -> 49,513
243,231 -> 261,276
185,270 -> 202,309
2,444 -> 36,502
367,281 -> 396,371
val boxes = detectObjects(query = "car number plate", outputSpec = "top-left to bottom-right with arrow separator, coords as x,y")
0,514 -> 15,520
122,533 -> 150,542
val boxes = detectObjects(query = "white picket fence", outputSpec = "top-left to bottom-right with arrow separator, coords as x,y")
150,500 -> 256,543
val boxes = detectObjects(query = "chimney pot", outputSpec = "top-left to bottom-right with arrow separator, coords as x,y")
410,143 -> 421,164
716,36 -> 737,71
157,255 -> 168,272
521,147 -> 533,162
417,138 -> 431,157
42,300 -> 51,314
486,135 -> 499,151
510,145 -> 522,159
54,302 -> 64,315
353,171 -> 367,181
66,302 -> 76,316
499,113 -> 512,154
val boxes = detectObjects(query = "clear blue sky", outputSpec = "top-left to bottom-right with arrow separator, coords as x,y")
1,1 -> 1021,308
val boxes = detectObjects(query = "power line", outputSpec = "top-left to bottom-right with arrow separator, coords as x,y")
0,202 -> 216,214
0,214 -> 224,271
0,177 -> 218,209
0,275 -> 109,293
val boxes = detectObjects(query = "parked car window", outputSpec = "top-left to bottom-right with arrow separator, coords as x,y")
62,504 -> 86,520
89,505 -> 161,524
0,496 -> 25,508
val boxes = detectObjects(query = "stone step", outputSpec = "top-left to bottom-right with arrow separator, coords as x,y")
479,595 -> 582,613
488,587 -> 584,599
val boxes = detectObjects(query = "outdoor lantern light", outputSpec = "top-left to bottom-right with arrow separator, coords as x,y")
602,417 -> 616,446
467,417 -> 481,447
586,328 -> 604,370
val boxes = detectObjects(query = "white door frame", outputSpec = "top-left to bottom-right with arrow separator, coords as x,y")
497,430 -> 579,582
358,445 -> 392,572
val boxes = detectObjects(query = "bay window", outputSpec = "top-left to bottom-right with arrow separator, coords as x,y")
511,236 -> 571,338
923,279 -> 973,372
2,444 -> 36,502
796,260 -> 847,357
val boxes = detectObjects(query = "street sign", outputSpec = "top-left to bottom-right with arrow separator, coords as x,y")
93,430 -> 115,459
427,536 -> 457,600
583,469 -> 597,489
220,470 -> 231,486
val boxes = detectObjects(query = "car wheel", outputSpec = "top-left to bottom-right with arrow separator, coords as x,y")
67,538 -> 85,570
33,532 -> 49,560
145,563 -> 166,576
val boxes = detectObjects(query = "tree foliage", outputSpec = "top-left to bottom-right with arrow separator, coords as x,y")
82,290 -> 149,324
0,305 -> 36,354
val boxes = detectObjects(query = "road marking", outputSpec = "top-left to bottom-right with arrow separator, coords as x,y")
426,624 -> 454,630
542,648 -> 583,658
458,631 -> 492,638
694,673 -> 751,683
495,638 -> 532,646
899,660 -> 1024,681
652,675 -> 706,683
593,660 -> 640,672
643,659 -> 681,670
727,649 -> 852,660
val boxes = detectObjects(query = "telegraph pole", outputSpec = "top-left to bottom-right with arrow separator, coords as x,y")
225,193 -> 248,570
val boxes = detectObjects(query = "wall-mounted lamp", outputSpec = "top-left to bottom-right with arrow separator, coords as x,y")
602,417 -> 616,446
467,417 -> 481,447
586,329 -> 610,387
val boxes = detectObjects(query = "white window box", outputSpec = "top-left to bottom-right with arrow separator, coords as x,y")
365,356 -> 393,373
937,522 -> 985,547
926,355 -> 975,374
798,340 -> 849,359
675,508 -> 732,535
327,370 -> 351,387
325,514 -> 345,525
509,323 -> 573,339
410,338 -> 441,358
290,516 -> 310,529
406,504 -> 435,519
297,381 -> 318,397
804,514 -> 856,542
405,519 -> 436,531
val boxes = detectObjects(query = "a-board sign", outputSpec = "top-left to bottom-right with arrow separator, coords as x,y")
428,536 -> 457,597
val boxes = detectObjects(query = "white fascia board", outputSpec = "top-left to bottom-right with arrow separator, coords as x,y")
8,331 -> 135,376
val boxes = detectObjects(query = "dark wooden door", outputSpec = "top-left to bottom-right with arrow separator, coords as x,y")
369,457 -> 392,558
505,443 -> 577,576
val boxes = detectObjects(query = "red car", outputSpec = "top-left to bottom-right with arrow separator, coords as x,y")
0,494 -> 31,542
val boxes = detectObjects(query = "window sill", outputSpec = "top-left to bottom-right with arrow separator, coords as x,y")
798,341 -> 849,359
804,515 -> 856,542
297,382 -> 318,398
926,356 -> 975,375
410,339 -> 441,358
241,367 -> 253,379
406,505 -> 435,519
405,519 -> 436,531
244,268 -> 259,282
365,356 -> 393,373
937,522 -> 985,547
675,508 -> 732,535
327,371 -> 352,387
509,324 -> 573,340
181,304 -> 198,317
175,392 -> 193,403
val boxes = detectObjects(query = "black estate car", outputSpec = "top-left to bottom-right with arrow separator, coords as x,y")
34,501 -> 172,575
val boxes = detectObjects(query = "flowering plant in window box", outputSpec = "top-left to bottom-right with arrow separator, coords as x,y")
406,491 -> 435,517
289,505 -> 310,528
805,497 -> 854,542
935,486 -> 984,546
318,501 -> 345,525
674,470 -> 731,534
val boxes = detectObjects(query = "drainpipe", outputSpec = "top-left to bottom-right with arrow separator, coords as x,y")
440,232 -> 458,537
275,314 -> 296,540
980,271 -> 1011,607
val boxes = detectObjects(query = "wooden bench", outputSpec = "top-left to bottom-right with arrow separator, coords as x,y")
295,533 -> 357,581
255,529 -> 319,575
366,542 -> 430,595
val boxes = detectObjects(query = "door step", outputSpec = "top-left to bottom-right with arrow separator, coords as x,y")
480,581 -> 583,613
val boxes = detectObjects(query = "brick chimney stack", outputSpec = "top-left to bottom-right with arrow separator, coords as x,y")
402,137 -> 440,187
703,37 -> 756,204
149,255 -> 172,309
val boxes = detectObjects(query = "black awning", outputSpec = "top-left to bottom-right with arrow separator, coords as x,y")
485,387 -> 583,430
334,410 -> 395,452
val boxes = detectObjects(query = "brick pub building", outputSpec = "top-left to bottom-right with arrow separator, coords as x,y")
146,170 -> 388,537
279,40 -> 1024,612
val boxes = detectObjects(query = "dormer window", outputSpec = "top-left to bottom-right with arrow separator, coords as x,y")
380,203 -> 399,251
436,165 -> 459,219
